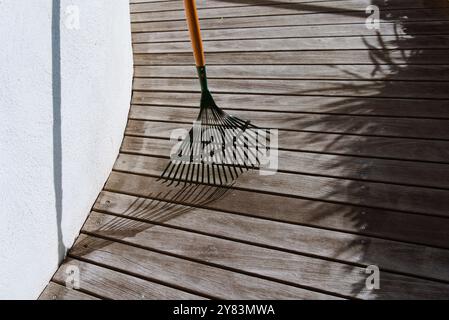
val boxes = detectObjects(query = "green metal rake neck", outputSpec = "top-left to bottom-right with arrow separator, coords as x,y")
197,66 -> 218,113
197,66 -> 209,93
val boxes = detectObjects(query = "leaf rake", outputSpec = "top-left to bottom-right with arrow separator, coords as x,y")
160,0 -> 269,186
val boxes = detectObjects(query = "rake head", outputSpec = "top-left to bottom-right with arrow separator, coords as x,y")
159,68 -> 270,186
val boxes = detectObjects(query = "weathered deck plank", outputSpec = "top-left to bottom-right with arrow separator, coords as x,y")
125,120 -> 449,164
133,78 -> 449,99
129,105 -> 449,140
131,92 -> 449,118
133,50 -> 449,66
39,282 -> 99,300
132,22 -> 449,43
130,0 -> 449,23
70,234 -> 336,299
131,0 -> 363,13
132,8 -> 449,32
134,35 -> 449,53
133,64 -> 449,81
112,156 -> 449,218
52,259 -> 203,300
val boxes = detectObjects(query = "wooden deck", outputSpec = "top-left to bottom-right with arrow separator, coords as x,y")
40,0 -> 449,300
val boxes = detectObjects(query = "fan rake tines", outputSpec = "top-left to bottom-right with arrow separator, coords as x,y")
160,102 -> 270,186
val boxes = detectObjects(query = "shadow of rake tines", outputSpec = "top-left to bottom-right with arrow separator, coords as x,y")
73,181 -> 233,257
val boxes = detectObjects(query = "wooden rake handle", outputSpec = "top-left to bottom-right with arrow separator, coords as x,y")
184,0 -> 206,67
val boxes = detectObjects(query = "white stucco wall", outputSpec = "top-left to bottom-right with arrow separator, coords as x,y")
0,0 -> 133,299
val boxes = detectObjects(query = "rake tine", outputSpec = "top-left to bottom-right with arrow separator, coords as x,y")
216,112 -> 256,168
211,108 -> 247,170
209,110 -> 227,184
210,108 -> 234,182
